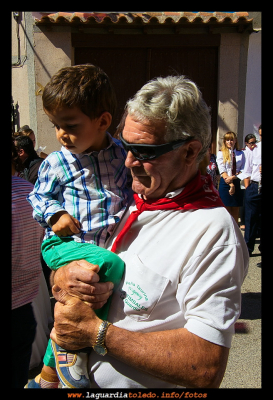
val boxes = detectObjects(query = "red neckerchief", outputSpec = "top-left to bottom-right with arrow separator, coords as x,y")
111,171 -> 224,253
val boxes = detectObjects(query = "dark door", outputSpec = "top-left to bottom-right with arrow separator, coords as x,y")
74,37 -> 218,153
75,47 -> 149,135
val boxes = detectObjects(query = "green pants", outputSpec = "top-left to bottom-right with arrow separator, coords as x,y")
41,236 -> 125,367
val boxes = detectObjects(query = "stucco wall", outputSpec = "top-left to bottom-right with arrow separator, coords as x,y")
33,27 -> 72,154
12,13 -> 30,130
243,30 -> 261,141
217,33 -> 248,151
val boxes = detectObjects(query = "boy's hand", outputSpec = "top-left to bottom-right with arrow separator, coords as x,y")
50,211 -> 81,236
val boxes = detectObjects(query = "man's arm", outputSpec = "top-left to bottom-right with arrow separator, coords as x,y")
50,289 -> 229,388
105,322 -> 229,388
50,260 -> 229,388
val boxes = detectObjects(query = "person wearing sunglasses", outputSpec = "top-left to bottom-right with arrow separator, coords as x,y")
243,127 -> 262,258
49,75 -> 249,389
244,134 -> 257,152
239,134 -> 257,230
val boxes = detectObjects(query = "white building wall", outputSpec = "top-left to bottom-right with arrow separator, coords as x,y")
11,12 -> 30,130
243,30 -> 261,141
33,28 -> 72,154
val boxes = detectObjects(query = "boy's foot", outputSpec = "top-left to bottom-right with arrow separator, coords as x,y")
25,374 -> 42,388
51,341 -> 90,388
25,373 -> 59,388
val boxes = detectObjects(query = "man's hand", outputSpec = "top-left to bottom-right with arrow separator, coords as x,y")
50,288 -> 101,351
52,259 -> 114,308
50,211 -> 81,236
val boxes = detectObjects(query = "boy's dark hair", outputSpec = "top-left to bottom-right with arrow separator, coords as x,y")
14,135 -> 35,156
42,64 -> 117,119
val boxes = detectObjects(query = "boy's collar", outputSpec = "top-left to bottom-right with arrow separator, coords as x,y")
83,132 -> 114,156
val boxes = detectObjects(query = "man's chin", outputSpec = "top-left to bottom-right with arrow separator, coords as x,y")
132,180 -> 163,200
132,178 -> 149,196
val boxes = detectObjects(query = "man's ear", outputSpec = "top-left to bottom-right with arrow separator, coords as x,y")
183,140 -> 202,166
17,148 -> 24,157
98,112 -> 112,131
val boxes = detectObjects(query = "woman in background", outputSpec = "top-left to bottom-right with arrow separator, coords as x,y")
216,131 -> 245,224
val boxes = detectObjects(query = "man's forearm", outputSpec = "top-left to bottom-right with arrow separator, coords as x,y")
49,270 -> 56,288
104,324 -> 229,388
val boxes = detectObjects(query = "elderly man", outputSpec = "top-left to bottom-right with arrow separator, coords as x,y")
50,76 -> 249,388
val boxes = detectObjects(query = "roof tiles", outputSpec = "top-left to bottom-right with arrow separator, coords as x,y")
34,11 -> 252,26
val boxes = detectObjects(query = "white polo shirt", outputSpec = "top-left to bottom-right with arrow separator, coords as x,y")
88,194 -> 249,388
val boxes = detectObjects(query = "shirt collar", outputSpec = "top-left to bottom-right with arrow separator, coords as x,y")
83,132 -> 117,156
138,187 -> 184,200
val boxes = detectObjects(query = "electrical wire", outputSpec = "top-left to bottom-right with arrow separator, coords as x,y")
12,11 -> 27,68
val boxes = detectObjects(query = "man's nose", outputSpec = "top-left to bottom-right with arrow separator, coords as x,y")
125,151 -> 142,168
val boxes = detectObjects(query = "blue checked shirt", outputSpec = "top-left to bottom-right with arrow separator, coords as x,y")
27,133 -> 130,246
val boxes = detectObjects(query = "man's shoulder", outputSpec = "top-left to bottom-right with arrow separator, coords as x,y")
194,206 -> 242,242
12,175 -> 33,187
195,206 -> 233,223
12,175 -> 34,196
29,156 -> 44,168
256,141 -> 262,152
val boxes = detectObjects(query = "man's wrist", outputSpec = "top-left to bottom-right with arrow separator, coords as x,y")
92,320 -> 112,355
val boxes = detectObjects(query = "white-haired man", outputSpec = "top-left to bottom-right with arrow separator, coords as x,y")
50,76 -> 248,388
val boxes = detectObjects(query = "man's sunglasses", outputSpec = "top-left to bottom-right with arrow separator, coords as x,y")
119,132 -> 192,161
246,141 -> 256,146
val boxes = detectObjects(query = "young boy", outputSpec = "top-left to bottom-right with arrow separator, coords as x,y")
27,64 -> 130,388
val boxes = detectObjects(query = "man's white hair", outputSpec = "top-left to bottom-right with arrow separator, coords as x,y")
125,75 -> 211,162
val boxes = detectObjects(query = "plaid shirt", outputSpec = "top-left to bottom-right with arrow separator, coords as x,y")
27,133 -> 130,246
12,176 -> 43,309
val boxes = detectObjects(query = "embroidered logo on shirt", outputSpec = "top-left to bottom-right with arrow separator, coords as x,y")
119,281 -> 149,312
